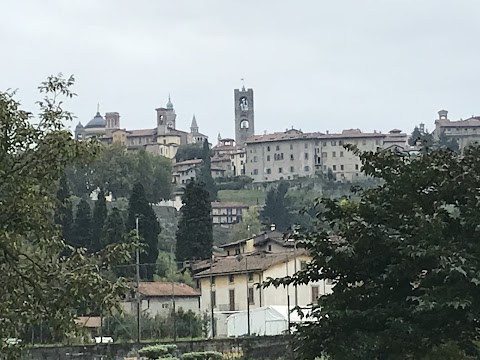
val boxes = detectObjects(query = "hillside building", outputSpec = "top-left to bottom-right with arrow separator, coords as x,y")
433,109 -> 480,151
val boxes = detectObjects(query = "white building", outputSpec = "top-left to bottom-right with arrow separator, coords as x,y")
122,282 -> 200,318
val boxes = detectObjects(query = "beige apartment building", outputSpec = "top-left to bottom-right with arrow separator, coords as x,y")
245,128 -> 407,182
211,202 -> 249,226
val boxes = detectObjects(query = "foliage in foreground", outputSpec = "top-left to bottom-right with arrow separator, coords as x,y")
0,75 -> 134,358
268,145 -> 480,359
138,344 -> 178,359
182,351 -> 222,360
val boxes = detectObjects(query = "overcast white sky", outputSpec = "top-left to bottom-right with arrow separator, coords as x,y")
1,0 -> 479,140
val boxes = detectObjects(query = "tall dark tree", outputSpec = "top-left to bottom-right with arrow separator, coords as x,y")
261,181 -> 292,232
54,175 -> 74,245
102,207 -> 125,247
408,126 -> 423,146
73,199 -> 93,250
268,145 -> 480,359
438,132 -> 460,153
197,139 -> 217,201
176,180 -> 213,262
91,190 -> 108,251
175,143 -> 204,162
127,182 -> 161,280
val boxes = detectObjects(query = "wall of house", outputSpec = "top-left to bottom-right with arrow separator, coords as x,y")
121,296 -> 200,318
231,151 -> 246,176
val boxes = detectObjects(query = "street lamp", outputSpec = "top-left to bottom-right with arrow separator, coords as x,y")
236,254 -> 250,336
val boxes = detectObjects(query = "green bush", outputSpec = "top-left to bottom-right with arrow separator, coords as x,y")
182,351 -> 223,360
157,357 -> 178,360
138,344 -> 177,359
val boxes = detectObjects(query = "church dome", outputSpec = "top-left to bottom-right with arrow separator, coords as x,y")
166,96 -> 174,110
85,112 -> 105,129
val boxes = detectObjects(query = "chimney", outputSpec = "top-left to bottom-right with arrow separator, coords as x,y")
326,130 -> 329,134
270,224 -> 276,231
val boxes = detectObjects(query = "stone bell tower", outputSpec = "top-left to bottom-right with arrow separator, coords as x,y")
234,86 -> 255,145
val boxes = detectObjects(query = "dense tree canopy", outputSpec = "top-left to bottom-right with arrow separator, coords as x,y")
127,182 -> 161,280
72,199 -> 93,250
66,145 -> 172,202
228,207 -> 264,242
174,143 -> 204,162
261,181 -> 293,232
269,145 -> 480,359
197,139 -> 217,201
0,75 -> 133,357
176,180 -> 213,262
54,175 -> 74,245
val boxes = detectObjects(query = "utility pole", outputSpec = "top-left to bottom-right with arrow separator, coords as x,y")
136,216 -> 141,344
209,254 -> 215,338
246,255 -> 251,336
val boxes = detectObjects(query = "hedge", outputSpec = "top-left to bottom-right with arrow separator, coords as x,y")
182,351 -> 223,360
138,344 -> 177,359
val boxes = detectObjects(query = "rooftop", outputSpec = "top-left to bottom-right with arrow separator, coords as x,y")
137,282 -> 200,297
246,129 -> 386,144
211,201 -> 249,209
75,316 -> 101,328
436,117 -> 480,127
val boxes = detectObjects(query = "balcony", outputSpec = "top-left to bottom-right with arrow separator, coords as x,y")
217,303 -> 239,312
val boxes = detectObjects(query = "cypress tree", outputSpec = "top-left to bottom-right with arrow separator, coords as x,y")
102,207 -> 125,247
73,199 -> 93,251
54,175 -> 74,245
127,182 -> 161,280
261,181 -> 292,232
197,139 -> 217,201
92,190 -> 108,252
176,180 -> 213,262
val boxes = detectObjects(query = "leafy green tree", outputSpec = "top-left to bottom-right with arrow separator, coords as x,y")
408,126 -> 423,146
176,180 -> 213,262
0,74 -> 133,357
55,175 -> 74,245
261,181 -> 293,232
102,207 -> 125,247
127,182 -> 161,280
175,143 -> 204,162
73,199 -> 93,250
268,145 -> 480,359
438,132 -> 460,153
91,190 -> 108,251
197,139 -> 217,201
228,207 -> 263,242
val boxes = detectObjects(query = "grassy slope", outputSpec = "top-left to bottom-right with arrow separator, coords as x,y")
217,189 -> 266,206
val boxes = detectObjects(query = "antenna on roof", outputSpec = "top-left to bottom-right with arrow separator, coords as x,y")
97,103 -> 100,113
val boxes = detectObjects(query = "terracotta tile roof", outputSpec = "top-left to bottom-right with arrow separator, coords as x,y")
194,251 -> 306,278
174,159 -> 203,167
246,129 -> 385,144
128,129 -> 156,137
436,117 -> 480,127
75,316 -> 101,328
137,282 -> 200,297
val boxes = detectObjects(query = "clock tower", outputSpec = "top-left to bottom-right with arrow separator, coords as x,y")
234,86 -> 255,145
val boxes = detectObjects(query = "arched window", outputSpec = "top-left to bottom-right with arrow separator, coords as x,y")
240,120 -> 249,129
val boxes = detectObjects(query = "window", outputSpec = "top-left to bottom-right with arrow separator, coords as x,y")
323,141 -> 327,146
229,289 -> 235,311
268,245 -> 272,252
248,288 -> 255,305
340,151 -> 344,157
322,152 -> 327,158
280,153 -> 284,160
276,145 -> 280,151
304,143 -> 309,149
332,165 -> 337,171
266,168 -> 271,174
290,166 -> 294,173
290,154 -> 294,160
339,140 -> 344,146
290,144 -> 293,150
267,146 -> 271,151
229,274 -> 235,283
311,286 -> 319,303
323,165 -> 327,171
304,153 -> 309,160
300,261 -> 307,270
278,167 -> 283,173
211,276 -> 215,285
211,290 -> 216,307
332,151 -> 336,158
340,165 -> 344,170
355,164 -> 359,170
362,139 -> 367,145
266,155 -> 270,161
315,148 -> 320,154
253,169 -> 258,175
331,141 -> 336,146
375,139 -> 381,145
304,166 -> 310,172
162,303 -> 170,309
253,156 -> 258,162
248,272 -> 254,282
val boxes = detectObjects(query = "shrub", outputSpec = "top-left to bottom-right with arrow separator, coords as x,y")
182,351 -> 223,360
138,344 -> 178,359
